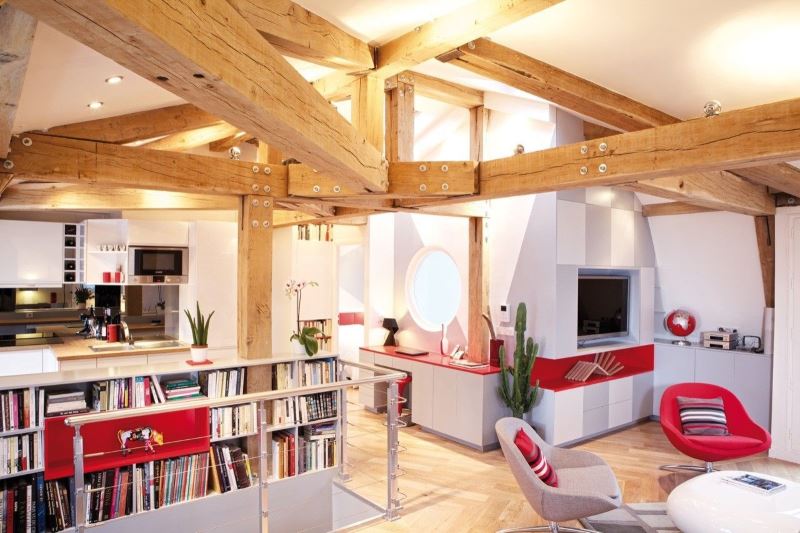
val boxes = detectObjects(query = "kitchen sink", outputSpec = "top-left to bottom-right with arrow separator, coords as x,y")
89,343 -> 135,352
88,339 -> 184,352
132,340 -> 184,349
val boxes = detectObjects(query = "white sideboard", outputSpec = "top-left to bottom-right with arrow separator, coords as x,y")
653,341 -> 772,428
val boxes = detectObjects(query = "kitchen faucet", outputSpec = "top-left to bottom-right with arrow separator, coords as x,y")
121,320 -> 133,345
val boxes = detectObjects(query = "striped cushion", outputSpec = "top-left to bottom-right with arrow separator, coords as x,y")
677,396 -> 729,436
514,428 -> 558,487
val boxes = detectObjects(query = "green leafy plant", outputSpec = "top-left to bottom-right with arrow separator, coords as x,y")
498,302 -> 540,419
73,286 -> 93,304
285,280 -> 320,356
184,301 -> 214,347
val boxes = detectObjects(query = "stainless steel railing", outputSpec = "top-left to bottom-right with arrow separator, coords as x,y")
64,359 -> 406,533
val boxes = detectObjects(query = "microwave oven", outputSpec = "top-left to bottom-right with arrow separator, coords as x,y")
128,246 -> 189,284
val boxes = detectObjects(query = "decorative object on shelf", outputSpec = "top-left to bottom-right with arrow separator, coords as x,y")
286,279 -> 320,356
702,328 -> 739,350
665,309 -> 697,346
184,301 -> 214,363
498,303 -> 540,419
117,426 -> 164,455
382,317 -> 399,346
73,285 -> 93,309
440,322 -> 450,355
483,307 -> 504,367
564,352 -> 625,382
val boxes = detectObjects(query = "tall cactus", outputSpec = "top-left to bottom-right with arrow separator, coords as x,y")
498,303 -> 540,419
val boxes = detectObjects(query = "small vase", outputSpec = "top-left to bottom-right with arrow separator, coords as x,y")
440,323 -> 450,355
190,345 -> 208,363
291,338 -> 306,356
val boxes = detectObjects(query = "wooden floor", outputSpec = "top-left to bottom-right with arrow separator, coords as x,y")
339,406 -> 800,532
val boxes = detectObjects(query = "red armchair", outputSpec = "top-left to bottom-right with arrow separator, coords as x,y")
659,382 -> 771,473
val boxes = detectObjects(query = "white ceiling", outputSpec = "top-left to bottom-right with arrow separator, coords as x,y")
12,0 -> 800,133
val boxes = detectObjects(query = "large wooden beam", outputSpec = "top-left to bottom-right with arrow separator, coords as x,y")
641,202 -> 716,217
1,133 -> 287,197
385,76 -> 415,162
441,38 -> 678,131
143,123 -> 240,151
350,75 -> 384,152
238,194 -> 273,358
209,132 -> 255,153
14,0 -> 387,192
755,215 -> 776,308
0,5 -> 36,158
584,121 -> 621,140
467,217 -> 488,363
44,104 -> 221,144
0,175 -> 12,198
313,0 -> 562,99
397,71 -> 484,108
228,0 -> 373,71
731,163 -> 800,198
0,182 -> 239,210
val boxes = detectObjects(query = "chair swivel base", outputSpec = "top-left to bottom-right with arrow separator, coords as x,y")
497,522 -> 595,533
659,462 -> 715,474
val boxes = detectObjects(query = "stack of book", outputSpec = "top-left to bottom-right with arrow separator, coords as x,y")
299,423 -> 336,475
270,431 -> 295,480
86,467 -> 132,522
272,363 -> 295,390
0,389 -> 40,432
270,397 -> 298,426
210,403 -> 257,440
199,368 -> 246,399
300,392 -> 337,422
162,379 -> 203,401
0,434 -> 41,476
44,390 -> 88,418
300,358 -> 336,386
209,444 -> 252,493
91,376 -> 157,411
0,473 -> 47,532
44,477 -> 73,532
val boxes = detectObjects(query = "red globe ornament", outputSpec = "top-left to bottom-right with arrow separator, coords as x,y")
665,309 -> 696,345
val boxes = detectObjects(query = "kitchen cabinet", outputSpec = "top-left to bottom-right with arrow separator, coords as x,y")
653,343 -> 695,415
0,221 -> 64,287
127,220 -> 189,247
0,348 -> 45,376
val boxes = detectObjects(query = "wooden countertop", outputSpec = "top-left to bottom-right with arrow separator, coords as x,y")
361,346 -> 501,375
0,334 -> 188,361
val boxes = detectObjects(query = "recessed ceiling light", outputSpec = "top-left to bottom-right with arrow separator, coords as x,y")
105,75 -> 124,85
87,101 -> 103,110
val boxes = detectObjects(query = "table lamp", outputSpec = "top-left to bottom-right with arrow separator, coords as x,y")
382,318 -> 399,346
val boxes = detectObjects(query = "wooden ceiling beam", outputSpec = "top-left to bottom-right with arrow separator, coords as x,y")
0,5 -> 36,158
731,163 -> 800,198
143,123 -> 240,151
755,215 -> 776,308
640,202 -> 717,217
0,182 -> 239,210
13,0 -> 387,192
583,121 -> 621,140
312,0 -> 563,100
228,0 -> 374,71
0,175 -> 13,198
43,104 -> 222,144
209,132 -> 255,153
1,134 -> 288,197
393,71 -> 484,108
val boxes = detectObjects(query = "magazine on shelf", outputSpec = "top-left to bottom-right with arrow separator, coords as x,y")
722,473 -> 786,494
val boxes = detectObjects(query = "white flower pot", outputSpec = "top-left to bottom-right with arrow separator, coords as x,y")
191,345 -> 208,363
291,339 -> 306,356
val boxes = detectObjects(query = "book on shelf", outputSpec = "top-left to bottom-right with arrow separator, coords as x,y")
0,389 -> 39,433
0,433 -> 41,477
45,390 -> 88,418
211,403 -> 257,440
299,423 -> 337,475
0,473 -> 48,533
272,363 -> 295,390
298,320 -> 332,353
149,375 -> 166,404
209,444 -> 251,494
85,452 -> 209,524
91,376 -> 154,411
270,431 -> 295,480
271,392 -> 338,426
299,358 -> 336,386
44,477 -> 73,532
199,368 -> 246,399
162,379 -> 204,401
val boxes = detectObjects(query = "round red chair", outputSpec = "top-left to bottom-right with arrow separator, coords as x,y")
659,382 -> 771,474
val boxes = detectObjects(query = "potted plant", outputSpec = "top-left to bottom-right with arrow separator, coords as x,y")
498,302 -> 540,419
73,286 -> 93,309
184,302 -> 214,363
285,279 -> 320,356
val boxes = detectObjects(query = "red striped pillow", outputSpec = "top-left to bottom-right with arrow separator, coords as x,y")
677,396 -> 729,436
514,428 -> 558,487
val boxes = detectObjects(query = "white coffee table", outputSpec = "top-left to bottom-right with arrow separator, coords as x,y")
667,470 -> 800,532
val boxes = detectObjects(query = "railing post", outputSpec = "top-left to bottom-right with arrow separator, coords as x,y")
337,360 -> 351,482
386,379 -> 401,521
73,425 -> 86,532
258,399 -> 269,533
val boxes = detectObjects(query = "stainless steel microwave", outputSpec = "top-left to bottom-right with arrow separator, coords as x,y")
128,246 -> 189,284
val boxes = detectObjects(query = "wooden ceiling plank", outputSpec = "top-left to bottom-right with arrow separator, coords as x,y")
43,104 -> 222,144
1,133 -> 288,197
143,123 -> 241,151
0,5 -> 36,158
640,201 -> 717,217
228,0 -> 374,71
13,0 -> 387,192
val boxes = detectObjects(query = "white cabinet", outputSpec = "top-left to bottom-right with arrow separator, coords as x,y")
653,343 -> 695,415
0,221 -> 63,287
409,362 -> 433,428
42,349 -> 58,372
695,350 -> 735,390
432,366 -> 460,439
127,220 -> 189,246
732,353 -> 772,429
0,349 -> 44,376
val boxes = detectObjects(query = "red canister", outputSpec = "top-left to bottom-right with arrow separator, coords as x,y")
107,324 -> 119,343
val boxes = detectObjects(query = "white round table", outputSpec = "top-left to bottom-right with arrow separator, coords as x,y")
667,470 -> 800,533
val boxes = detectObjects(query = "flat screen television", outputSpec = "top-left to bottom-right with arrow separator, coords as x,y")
577,275 -> 629,341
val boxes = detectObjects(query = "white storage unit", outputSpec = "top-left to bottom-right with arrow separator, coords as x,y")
127,220 -> 189,246
0,220 -> 64,287
0,347 -> 61,376
652,341 -> 772,428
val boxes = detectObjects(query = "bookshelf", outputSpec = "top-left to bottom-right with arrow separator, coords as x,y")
0,354 -> 342,532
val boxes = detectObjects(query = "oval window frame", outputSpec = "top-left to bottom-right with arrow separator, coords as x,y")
404,246 -> 462,332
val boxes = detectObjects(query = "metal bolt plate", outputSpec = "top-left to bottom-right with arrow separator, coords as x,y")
599,142 -> 608,152
579,166 -> 588,175
441,164 -> 449,172
333,185 -> 342,193
312,185 -> 321,193
251,220 -> 259,228
580,145 -> 588,155
264,167 -> 271,175
251,184 -> 259,192
251,199 -> 259,207
442,183 -> 449,191
419,184 -> 427,192
598,163 -> 608,173
21,137 -> 32,147
252,165 -> 259,173
262,221 -> 270,228
263,185 -> 271,193
263,200 -> 271,208
419,164 -> 428,172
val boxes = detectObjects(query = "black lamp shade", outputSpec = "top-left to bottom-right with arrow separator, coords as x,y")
382,318 -> 399,346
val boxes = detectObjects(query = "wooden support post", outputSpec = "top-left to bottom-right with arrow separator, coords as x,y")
755,215 -> 776,308
468,217 -> 489,363
469,105 -> 488,163
385,78 -> 415,161
351,75 -> 385,153
0,5 -> 36,158
238,195 -> 273,360
257,141 -> 284,165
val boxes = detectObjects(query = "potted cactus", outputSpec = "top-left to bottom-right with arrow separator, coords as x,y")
498,303 -> 540,419
184,302 -> 214,363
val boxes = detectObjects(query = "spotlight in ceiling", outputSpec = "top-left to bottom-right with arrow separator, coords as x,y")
87,101 -> 104,110
105,75 -> 124,85
703,100 -> 722,118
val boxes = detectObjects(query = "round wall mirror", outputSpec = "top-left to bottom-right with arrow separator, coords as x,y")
406,248 -> 462,332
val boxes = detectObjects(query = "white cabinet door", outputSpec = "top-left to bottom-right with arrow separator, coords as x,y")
455,372 -> 483,445
127,220 -> 189,246
654,344 -> 695,416
0,221 -> 63,287
42,349 -> 59,372
0,349 -> 44,376
432,367 -> 459,438
409,361 -> 434,428
358,350 -> 376,410
733,354 -> 772,429
553,387 -> 584,444
694,348 -> 735,390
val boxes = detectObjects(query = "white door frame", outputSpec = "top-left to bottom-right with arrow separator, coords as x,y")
772,207 -> 800,463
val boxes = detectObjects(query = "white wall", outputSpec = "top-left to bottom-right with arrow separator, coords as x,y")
648,211 -> 765,341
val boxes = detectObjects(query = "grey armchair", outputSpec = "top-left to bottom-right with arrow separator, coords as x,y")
495,417 -> 621,533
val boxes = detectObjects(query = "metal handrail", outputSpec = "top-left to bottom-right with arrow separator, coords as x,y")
63,360 -> 406,426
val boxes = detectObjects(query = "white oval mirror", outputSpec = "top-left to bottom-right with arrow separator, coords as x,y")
406,248 -> 461,332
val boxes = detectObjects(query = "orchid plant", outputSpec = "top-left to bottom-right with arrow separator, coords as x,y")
285,279 -> 320,356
